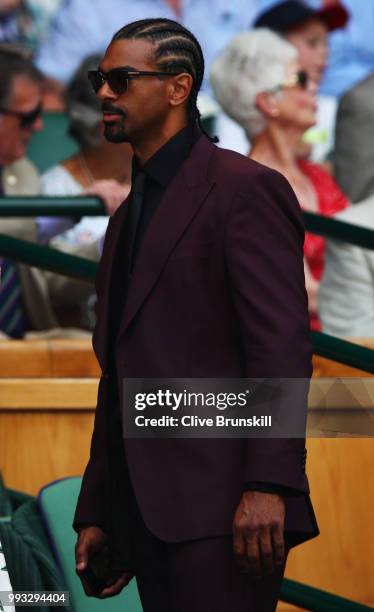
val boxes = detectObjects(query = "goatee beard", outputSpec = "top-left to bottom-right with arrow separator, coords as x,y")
103,123 -> 129,143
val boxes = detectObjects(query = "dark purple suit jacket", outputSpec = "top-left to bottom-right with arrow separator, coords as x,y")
74,136 -> 319,559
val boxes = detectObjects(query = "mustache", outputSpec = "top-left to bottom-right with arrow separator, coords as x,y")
101,102 -> 126,116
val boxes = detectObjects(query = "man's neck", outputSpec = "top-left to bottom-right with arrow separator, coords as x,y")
132,120 -> 189,166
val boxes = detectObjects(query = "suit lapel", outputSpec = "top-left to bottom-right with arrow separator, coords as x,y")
117,136 -> 216,339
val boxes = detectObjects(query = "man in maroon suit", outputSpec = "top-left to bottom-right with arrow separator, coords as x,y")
74,18 -> 319,611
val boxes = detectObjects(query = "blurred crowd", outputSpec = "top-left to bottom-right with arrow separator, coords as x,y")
1,0 -> 374,340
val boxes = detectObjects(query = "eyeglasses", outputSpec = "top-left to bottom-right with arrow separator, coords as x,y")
0,102 -> 43,128
88,68 -> 181,95
268,70 -> 309,94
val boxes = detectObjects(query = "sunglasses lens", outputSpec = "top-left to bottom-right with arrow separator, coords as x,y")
87,70 -> 128,94
298,70 -> 308,89
21,105 -> 42,128
107,71 -> 128,95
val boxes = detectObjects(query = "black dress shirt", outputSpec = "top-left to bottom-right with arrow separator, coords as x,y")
131,122 -> 201,261
109,123 -> 201,348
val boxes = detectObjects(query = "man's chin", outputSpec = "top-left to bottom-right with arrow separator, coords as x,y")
103,124 -> 129,143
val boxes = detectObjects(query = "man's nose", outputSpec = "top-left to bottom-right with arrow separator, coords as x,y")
97,81 -> 117,100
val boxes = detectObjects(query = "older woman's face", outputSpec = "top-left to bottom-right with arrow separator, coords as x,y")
274,60 -> 317,132
285,18 -> 328,85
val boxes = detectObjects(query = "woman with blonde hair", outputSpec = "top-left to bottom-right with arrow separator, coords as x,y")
210,28 -> 348,330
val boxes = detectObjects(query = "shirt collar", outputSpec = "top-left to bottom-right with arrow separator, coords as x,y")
132,123 -> 201,188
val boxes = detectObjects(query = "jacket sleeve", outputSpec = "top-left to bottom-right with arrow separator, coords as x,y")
225,165 -> 312,493
73,376 -> 109,532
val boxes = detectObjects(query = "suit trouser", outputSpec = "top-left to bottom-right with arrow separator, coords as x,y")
128,493 -> 288,612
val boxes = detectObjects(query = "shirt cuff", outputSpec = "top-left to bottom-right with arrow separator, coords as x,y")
244,482 -> 304,497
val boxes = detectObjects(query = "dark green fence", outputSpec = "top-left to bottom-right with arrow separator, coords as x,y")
303,211 -> 374,250
0,233 -> 96,281
0,199 -> 373,251
1,231 -> 374,374
281,578 -> 374,611
0,196 -> 105,217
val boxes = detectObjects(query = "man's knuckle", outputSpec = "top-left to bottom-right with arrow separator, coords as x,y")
233,547 -> 244,557
262,550 -> 273,557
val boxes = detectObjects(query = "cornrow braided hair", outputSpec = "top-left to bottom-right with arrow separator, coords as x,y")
112,18 -> 218,142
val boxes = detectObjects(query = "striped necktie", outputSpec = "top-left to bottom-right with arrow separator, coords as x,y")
0,257 -> 26,339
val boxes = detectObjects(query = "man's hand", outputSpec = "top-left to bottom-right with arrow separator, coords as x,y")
75,526 -> 133,598
233,491 -> 286,578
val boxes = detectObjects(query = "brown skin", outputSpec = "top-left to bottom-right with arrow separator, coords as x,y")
75,526 -> 133,597
233,492 -> 286,577
75,37 -> 287,596
0,75 -> 43,166
97,38 -> 194,164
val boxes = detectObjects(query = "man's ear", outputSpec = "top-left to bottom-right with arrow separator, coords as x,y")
168,73 -> 193,108
255,91 -> 279,118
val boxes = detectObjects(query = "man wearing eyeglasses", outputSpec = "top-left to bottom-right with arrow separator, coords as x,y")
0,47 -> 47,338
0,48 -> 96,337
74,18 -> 318,611
0,48 -> 43,191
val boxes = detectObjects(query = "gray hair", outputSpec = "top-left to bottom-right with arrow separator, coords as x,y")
210,28 -> 297,139
65,54 -> 103,150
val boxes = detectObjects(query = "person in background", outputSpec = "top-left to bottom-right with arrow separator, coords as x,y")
210,28 -> 349,330
0,46 -> 53,337
253,0 -> 348,163
319,195 -> 374,337
217,0 -> 348,161
0,47 -> 96,337
334,73 -> 374,204
0,46 -> 43,178
0,1 -> 23,44
34,0 -> 259,108
318,0 -> 374,100
0,0 -> 61,53
39,54 -> 132,248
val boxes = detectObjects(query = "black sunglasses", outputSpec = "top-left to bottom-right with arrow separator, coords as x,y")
0,102 -> 43,128
88,68 -> 181,95
269,69 -> 309,94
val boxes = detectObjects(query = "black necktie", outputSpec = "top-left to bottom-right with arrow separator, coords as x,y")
109,170 -> 147,356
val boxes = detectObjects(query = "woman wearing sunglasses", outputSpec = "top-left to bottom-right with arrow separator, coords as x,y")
210,28 -> 349,331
